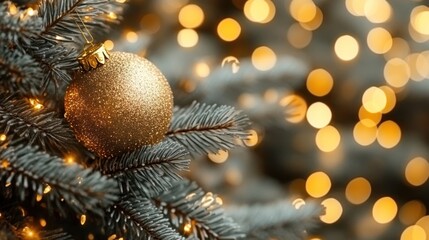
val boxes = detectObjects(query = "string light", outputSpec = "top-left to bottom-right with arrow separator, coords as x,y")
80,214 -> 87,225
182,221 -> 194,236
43,185 -> 52,194
22,226 -> 39,240
39,219 -> 47,227
29,98 -> 44,110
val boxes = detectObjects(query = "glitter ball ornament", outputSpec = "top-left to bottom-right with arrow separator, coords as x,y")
64,44 -> 173,158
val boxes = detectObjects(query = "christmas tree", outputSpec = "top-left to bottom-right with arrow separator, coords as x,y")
0,0 -> 322,239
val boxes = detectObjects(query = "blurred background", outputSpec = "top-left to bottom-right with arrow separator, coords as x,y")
105,0 -> 429,239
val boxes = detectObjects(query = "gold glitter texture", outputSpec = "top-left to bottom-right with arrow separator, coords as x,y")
64,52 -> 173,158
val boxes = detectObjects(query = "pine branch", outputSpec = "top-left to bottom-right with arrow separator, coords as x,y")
95,140 -> 190,196
25,38 -> 79,94
0,2 -> 43,45
39,228 -> 73,240
225,201 -> 323,240
39,0 -> 123,43
167,102 -> 250,156
107,195 -> 184,240
155,180 -> 245,240
0,94 -> 81,155
0,145 -> 119,216
0,46 -> 44,96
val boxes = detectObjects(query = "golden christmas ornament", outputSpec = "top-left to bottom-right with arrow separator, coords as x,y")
64,45 -> 173,158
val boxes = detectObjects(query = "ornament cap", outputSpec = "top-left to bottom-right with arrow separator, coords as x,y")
78,43 -> 110,71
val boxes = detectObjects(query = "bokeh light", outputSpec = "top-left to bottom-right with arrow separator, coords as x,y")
345,177 -> 371,204
364,0 -> 391,23
208,150 -> 229,164
416,216 -> 429,238
280,94 -> 308,123
367,27 -> 393,54
362,87 -> 387,113
194,62 -> 210,78
359,106 -> 382,127
287,23 -> 312,49
411,6 -> 429,35
377,120 -> 401,149
345,0 -> 367,16
244,0 -> 275,23
178,4 -> 204,29
217,18 -> 241,42
244,129 -> 259,147
306,102 -> 332,129
353,121 -> 377,146
399,200 -> 427,225
300,6 -> 323,31
315,125 -> 341,152
384,58 -> 410,88
405,157 -> 429,187
335,35 -> 359,61
306,68 -> 334,97
372,197 -> 398,224
289,0 -> 317,23
177,29 -> 199,47
379,86 -> 396,114
320,198 -> 343,224
385,38 -> 410,60
251,46 -> 277,71
306,171 -> 331,198
400,225 -> 426,240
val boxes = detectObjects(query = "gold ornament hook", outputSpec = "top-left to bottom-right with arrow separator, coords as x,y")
74,10 -> 110,71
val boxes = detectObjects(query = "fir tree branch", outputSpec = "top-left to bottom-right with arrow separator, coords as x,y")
225,201 -> 323,240
0,145 -> 119,216
39,228 -> 73,240
167,102 -> 250,156
0,46 -> 44,96
107,195 -> 184,240
155,180 -> 245,240
0,2 -> 43,45
25,38 -> 79,93
38,0 -> 123,43
95,140 -> 190,196
0,94 -> 81,155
